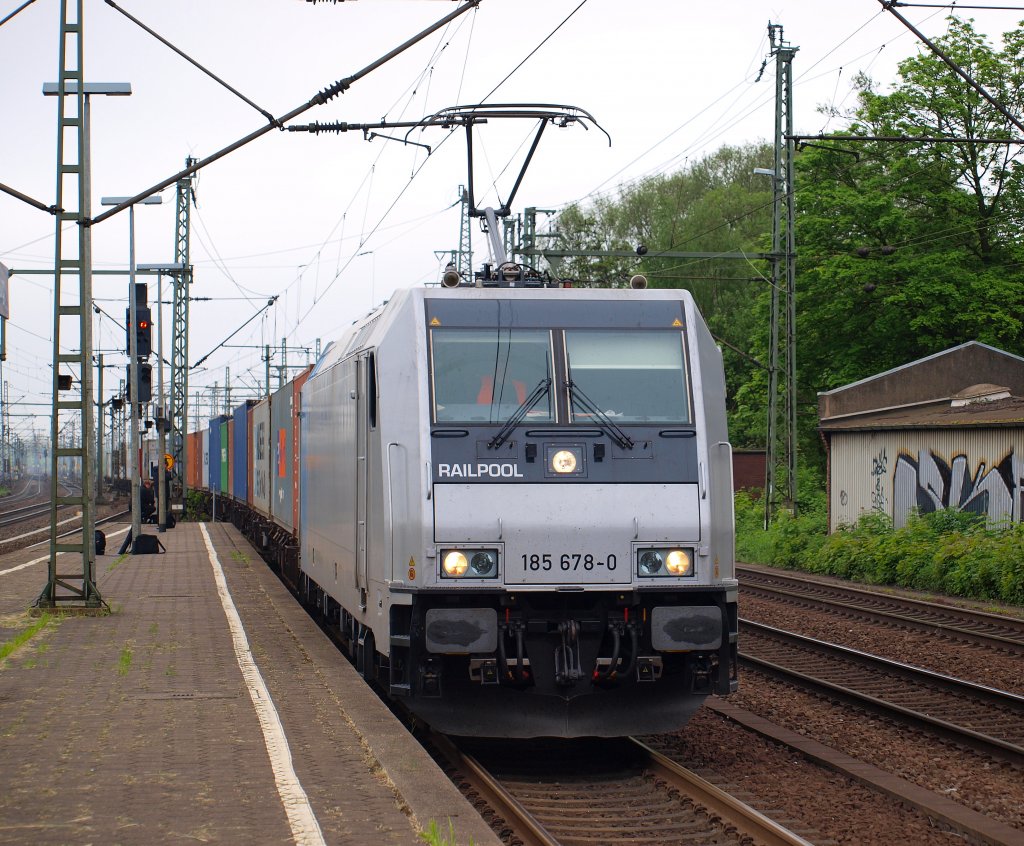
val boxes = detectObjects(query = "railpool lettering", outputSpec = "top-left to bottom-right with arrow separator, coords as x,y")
437,463 -> 525,478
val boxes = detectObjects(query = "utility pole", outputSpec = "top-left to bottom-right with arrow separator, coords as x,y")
169,157 -> 195,510
224,367 -> 231,414
763,23 -> 798,526
457,184 -> 472,276
264,345 -> 271,397
96,353 -> 103,501
37,2 -> 102,610
280,338 -> 287,389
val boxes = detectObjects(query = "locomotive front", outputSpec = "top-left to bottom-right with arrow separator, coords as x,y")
403,287 -> 738,737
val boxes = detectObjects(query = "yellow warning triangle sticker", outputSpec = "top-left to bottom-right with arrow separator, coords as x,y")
430,317 -> 441,326
672,318 -> 683,327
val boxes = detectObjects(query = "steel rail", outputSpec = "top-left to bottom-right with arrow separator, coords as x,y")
738,565 -> 1024,651
0,501 -> 61,528
429,732 -> 559,846
629,737 -> 815,846
740,619 -> 1024,767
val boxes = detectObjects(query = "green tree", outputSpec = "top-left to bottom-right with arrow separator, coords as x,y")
552,143 -> 774,448
797,17 -> 1024,394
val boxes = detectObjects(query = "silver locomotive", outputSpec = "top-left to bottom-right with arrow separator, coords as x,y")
300,280 -> 738,737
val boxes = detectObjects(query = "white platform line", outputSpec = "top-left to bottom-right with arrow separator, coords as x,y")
3,512 -> 82,544
199,523 -> 326,846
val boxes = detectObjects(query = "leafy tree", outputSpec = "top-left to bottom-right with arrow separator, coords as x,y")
549,17 -> 1024,470
798,17 -> 1024,393
551,144 -> 774,448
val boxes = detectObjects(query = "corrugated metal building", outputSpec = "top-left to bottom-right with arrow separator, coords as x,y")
819,342 -> 1024,531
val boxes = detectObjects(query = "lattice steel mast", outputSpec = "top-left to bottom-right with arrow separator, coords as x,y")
457,184 -> 472,276
764,24 -> 798,525
37,0 -> 100,609
169,157 -> 196,508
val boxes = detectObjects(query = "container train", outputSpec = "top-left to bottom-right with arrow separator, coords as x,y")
185,279 -> 738,738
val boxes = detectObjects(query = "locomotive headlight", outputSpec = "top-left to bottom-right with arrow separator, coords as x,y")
550,449 -> 578,474
638,550 -> 664,576
441,548 -> 499,578
665,549 -> 692,575
470,550 -> 498,577
442,551 -> 469,577
638,548 -> 694,577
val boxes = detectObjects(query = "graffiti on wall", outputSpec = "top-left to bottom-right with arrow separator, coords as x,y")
892,448 -> 1024,526
870,448 -> 888,512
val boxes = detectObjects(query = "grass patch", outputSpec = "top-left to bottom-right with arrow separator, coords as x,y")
117,641 -> 134,676
230,550 -> 250,565
107,552 -> 131,573
0,614 -> 54,665
420,819 -> 472,846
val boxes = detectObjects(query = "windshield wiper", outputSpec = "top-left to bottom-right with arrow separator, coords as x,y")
564,379 -> 634,450
488,377 -> 551,450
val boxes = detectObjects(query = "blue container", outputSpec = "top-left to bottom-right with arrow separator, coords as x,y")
208,416 -> 229,492
232,401 -> 254,501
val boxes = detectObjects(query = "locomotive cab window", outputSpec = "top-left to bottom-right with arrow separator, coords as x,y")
564,330 -> 691,424
430,329 -> 555,424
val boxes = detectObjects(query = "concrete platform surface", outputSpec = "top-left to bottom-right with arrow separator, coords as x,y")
0,520 -> 501,846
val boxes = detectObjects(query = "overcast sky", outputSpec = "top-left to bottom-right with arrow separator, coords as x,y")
2,0 -> 1022,443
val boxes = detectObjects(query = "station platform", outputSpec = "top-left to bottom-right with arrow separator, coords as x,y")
0,520 -> 501,846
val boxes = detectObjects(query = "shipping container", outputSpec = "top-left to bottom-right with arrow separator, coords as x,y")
232,401 -> 255,503
208,416 -> 228,492
270,378 -> 298,532
201,428 -> 210,489
219,419 -> 230,494
186,430 -> 202,491
250,398 -> 271,517
291,367 -> 313,531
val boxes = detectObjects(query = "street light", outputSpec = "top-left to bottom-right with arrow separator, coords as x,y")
100,194 -> 162,549
138,262 -> 184,534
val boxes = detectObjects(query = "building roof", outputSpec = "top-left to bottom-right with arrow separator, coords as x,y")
819,394 -> 1024,432
818,341 -> 1024,430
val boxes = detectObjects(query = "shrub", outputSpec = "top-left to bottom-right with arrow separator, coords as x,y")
736,493 -> 1024,605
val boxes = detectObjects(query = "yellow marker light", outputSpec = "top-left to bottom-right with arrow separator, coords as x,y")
551,449 -> 578,474
665,549 -> 692,575
442,551 -> 468,576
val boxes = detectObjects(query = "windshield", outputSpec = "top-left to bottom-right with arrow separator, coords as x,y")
430,329 -> 555,424
564,330 -> 690,424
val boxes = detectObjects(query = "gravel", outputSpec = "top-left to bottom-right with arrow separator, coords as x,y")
641,571 -> 1024,843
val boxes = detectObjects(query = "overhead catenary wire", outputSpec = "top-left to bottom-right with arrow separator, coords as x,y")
0,0 -> 36,29
89,0 -> 481,227
277,4 -> 597,343
102,0 -> 279,126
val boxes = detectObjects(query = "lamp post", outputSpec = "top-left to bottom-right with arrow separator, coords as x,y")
139,262 -> 184,533
100,194 -> 161,548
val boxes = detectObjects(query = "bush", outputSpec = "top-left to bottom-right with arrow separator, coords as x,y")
736,493 -> 1024,605
184,490 -> 210,522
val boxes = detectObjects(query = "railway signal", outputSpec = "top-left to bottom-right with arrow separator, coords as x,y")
125,306 -> 152,359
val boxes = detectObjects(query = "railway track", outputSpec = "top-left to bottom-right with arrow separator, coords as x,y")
0,500 -> 83,530
739,619 -> 1024,767
738,564 -> 1024,652
0,476 -> 44,506
430,732 -> 813,846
